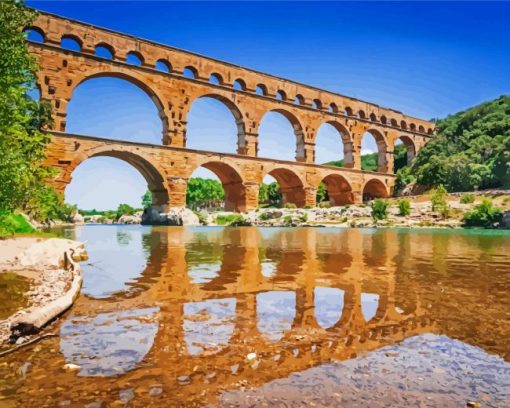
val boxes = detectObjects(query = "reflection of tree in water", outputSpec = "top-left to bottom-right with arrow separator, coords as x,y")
116,230 -> 133,247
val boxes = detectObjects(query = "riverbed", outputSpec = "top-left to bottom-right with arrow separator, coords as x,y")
0,225 -> 509,407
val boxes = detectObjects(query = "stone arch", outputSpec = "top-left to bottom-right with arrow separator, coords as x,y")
275,90 -> 287,101
155,59 -> 171,73
186,92 -> 246,154
126,51 -> 144,66
360,129 -> 389,173
315,121 -> 353,166
60,34 -> 82,52
258,109 -> 306,161
320,174 -> 354,206
362,178 -> 389,201
255,84 -> 267,96
24,26 -> 45,43
188,160 -> 248,212
264,167 -> 306,207
394,135 -> 416,173
62,146 -> 170,210
68,70 -> 169,142
94,42 -> 115,59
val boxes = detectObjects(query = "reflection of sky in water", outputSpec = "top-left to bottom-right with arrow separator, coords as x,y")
183,298 -> 236,356
73,225 -> 150,298
60,307 -> 159,377
187,262 -> 221,283
257,291 -> 296,341
314,287 -> 344,329
361,292 -> 380,321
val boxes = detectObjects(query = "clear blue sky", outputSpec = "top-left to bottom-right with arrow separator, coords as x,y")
27,1 -> 510,210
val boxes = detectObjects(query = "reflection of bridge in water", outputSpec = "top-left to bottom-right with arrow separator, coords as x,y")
11,227 -> 509,406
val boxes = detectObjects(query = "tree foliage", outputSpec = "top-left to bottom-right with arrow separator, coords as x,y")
407,95 -> 510,191
463,198 -> 503,228
141,190 -> 152,209
371,198 -> 389,221
0,1 -> 69,222
186,178 -> 224,209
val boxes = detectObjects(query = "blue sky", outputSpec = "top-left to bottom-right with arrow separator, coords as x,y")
27,1 -> 510,210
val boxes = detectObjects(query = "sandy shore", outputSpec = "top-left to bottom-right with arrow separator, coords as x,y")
0,237 -> 87,346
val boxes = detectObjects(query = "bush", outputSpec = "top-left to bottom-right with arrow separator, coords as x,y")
283,215 -> 293,225
319,201 -> 331,208
397,199 -> 411,216
463,198 -> 503,228
215,214 -> 250,226
0,212 -> 35,236
259,212 -> 271,221
298,213 -> 308,223
430,185 -> 450,219
371,199 -> 389,221
460,193 -> 475,204
284,203 -> 297,209
303,205 -> 312,209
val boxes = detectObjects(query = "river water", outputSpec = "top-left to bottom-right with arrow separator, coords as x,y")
1,225 -> 509,407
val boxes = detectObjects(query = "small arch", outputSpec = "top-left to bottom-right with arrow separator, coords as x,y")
209,73 -> 223,85
418,125 -> 425,133
390,118 -> 398,127
315,121 -> 352,166
320,174 -> 354,206
312,99 -> 322,110
400,120 -> 407,129
380,115 -> 387,125
410,123 -> 417,131
23,27 -> 45,43
126,51 -> 144,66
155,59 -> 171,73
362,178 -> 389,201
358,110 -> 366,119
328,103 -> 338,113
95,43 -> 114,59
60,35 -> 82,52
427,128 -> 434,135
369,113 -> 378,122
189,161 -> 247,212
183,66 -> 198,79
361,129 -> 389,172
265,168 -> 306,208
275,90 -> 287,101
255,84 -> 267,96
294,94 -> 305,105
345,107 -> 353,116
233,79 -> 246,91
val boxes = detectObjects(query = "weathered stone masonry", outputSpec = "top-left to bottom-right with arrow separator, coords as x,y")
27,11 -> 435,211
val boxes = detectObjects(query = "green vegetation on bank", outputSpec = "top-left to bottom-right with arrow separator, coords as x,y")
0,1 -> 74,234
463,198 -> 503,228
399,95 -> 510,192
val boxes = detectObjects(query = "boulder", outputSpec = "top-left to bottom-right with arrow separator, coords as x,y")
501,211 -> 510,229
71,212 -> 85,225
142,207 -> 199,226
117,212 -> 142,224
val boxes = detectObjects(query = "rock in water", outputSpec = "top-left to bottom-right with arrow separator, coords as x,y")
142,207 -> 199,226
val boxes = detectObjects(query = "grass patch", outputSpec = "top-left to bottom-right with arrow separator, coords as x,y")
0,212 -> 35,236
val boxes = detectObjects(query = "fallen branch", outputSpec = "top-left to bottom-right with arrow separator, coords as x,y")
0,333 -> 57,357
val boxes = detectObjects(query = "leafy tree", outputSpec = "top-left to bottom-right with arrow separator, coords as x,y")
397,198 -> 411,216
316,182 -> 328,203
116,203 -> 136,219
0,1 -> 66,223
267,182 -> 282,207
186,178 -> 224,209
141,190 -> 152,209
258,183 -> 268,204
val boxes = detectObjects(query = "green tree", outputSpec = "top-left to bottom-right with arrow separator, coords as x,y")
397,198 -> 411,216
316,182 -> 328,203
186,178 -> 224,209
0,1 -> 63,222
141,190 -> 152,209
116,203 -> 136,219
267,182 -> 282,207
463,198 -> 503,228
371,198 -> 389,221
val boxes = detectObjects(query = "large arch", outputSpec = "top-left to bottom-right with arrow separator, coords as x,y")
315,121 -> 353,167
320,174 -> 354,206
63,147 -> 170,211
362,178 -> 389,202
394,135 -> 416,173
188,160 -> 247,212
66,70 -> 168,142
185,93 -> 246,154
258,109 -> 306,162
264,167 -> 306,208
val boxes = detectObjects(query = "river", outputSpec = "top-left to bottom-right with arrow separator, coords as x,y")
1,225 -> 509,407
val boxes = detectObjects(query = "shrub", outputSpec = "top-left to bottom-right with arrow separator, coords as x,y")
371,199 -> 389,221
283,215 -> 293,225
229,215 -> 251,227
259,212 -> 271,221
319,201 -> 331,209
397,199 -> 411,216
284,203 -> 297,209
303,205 -> 312,209
460,193 -> 475,204
463,198 -> 503,228
298,213 -> 308,223
0,212 -> 35,236
430,185 -> 450,219
216,214 -> 250,226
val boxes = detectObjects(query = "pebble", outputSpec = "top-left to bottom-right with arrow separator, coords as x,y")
247,352 -> 257,360
177,375 -> 190,384
230,364 -> 240,374
149,387 -> 162,397
62,363 -> 80,371
18,362 -> 32,379
85,402 -> 103,408
118,388 -> 134,404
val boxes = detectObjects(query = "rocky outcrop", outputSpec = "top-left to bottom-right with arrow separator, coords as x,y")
117,212 -> 142,224
142,207 -> 200,226
501,211 -> 510,229
71,212 -> 85,225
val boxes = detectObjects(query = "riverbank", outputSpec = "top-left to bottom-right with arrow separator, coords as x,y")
0,237 -> 87,347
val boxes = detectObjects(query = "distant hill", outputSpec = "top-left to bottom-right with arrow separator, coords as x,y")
404,95 -> 510,192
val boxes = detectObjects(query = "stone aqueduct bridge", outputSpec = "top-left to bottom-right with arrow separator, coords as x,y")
27,11 -> 435,211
